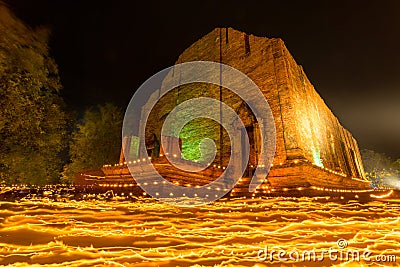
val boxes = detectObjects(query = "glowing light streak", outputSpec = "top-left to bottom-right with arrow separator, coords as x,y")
0,193 -> 399,266
370,190 -> 394,199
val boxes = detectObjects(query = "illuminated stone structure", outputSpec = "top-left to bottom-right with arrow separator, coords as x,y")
98,28 -> 370,193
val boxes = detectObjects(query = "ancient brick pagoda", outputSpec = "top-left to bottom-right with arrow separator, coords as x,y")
77,28 -> 371,196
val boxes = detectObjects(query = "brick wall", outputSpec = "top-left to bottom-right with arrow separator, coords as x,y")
130,27 -> 366,187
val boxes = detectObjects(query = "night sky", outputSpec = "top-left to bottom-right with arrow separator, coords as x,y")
6,0 -> 400,158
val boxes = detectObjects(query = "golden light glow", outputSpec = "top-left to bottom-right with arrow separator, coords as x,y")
0,197 -> 398,266
370,190 -> 394,199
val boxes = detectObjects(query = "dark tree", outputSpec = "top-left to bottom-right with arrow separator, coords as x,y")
62,103 -> 123,183
361,149 -> 399,188
0,3 -> 66,185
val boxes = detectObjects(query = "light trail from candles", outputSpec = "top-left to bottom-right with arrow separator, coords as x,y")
0,197 -> 399,266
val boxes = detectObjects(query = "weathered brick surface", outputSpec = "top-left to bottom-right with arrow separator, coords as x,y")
113,27 -> 368,192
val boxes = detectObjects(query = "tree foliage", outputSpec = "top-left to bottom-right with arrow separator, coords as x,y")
361,149 -> 400,188
0,3 -> 66,185
361,149 -> 396,173
62,103 -> 123,183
